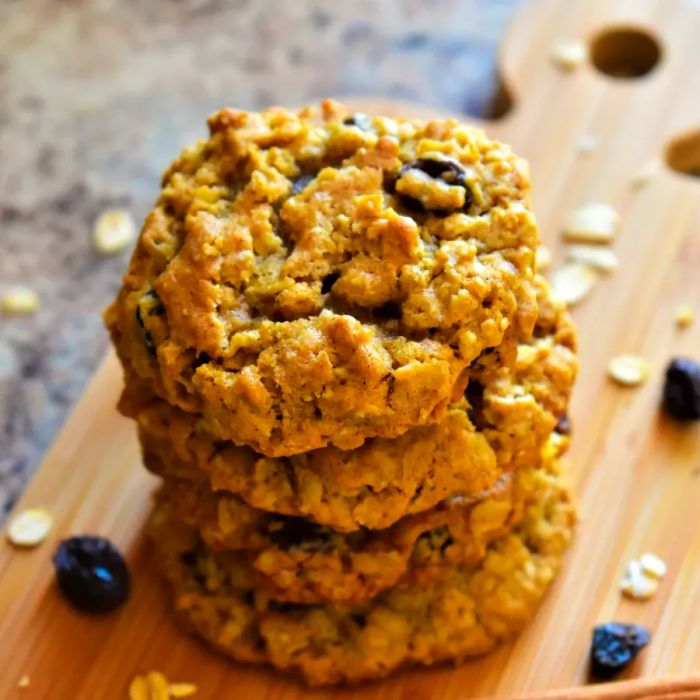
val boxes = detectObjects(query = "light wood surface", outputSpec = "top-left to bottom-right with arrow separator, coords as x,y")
2,0 -> 700,697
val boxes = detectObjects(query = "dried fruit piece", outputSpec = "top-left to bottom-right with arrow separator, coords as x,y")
550,41 -> 587,70
6,507 -> 53,547
395,156 -> 472,213
1,286 -> 40,314
563,203 -> 619,243
555,413 -> 572,435
53,536 -> 130,613
630,159 -> 660,188
608,354 -> 651,386
93,209 -> 136,255
640,552 -> 668,579
169,683 -> 198,698
566,244 -> 619,273
589,623 -> 651,680
267,516 -> 334,553
535,245 -> 552,271
675,306 -> 694,329
663,358 -> 700,420
551,263 -> 598,306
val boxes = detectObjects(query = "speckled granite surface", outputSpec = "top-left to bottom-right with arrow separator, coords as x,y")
0,0 -> 523,515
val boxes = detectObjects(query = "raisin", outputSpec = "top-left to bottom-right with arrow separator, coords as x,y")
321,272 -> 340,294
53,536 -> 130,614
291,174 -> 314,195
267,516 -> 334,553
373,301 -> 402,320
342,113 -> 373,131
396,156 -> 473,213
555,413 -> 572,435
350,612 -> 367,628
180,550 -> 199,568
662,357 -> 700,420
465,380 -> 487,430
589,623 -> 651,680
192,351 -> 211,370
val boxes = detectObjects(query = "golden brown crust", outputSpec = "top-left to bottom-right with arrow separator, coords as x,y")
105,100 -> 539,456
150,446 -> 575,686
130,276 -> 575,531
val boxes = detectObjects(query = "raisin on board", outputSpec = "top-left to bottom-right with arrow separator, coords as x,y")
662,357 -> 700,420
589,622 -> 651,680
53,536 -> 130,614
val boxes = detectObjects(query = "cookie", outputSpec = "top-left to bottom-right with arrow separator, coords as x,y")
131,276 -> 575,532
150,449 -> 575,685
151,432 -> 567,604
137,401 -> 500,533
105,99 -> 539,457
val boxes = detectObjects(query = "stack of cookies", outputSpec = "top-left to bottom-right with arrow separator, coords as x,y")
105,100 -> 578,686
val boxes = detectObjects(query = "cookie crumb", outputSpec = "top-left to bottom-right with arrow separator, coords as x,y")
576,134 -> 599,154
566,244 -> 619,273
6,507 -> 53,547
17,675 -> 30,688
535,245 -> 552,271
551,263 -> 598,306
1,286 -> 40,314
93,209 -> 136,255
563,203 -> 619,243
130,672 -> 197,699
640,552 -> 668,579
630,159 -> 660,188
608,354 -> 651,386
551,41 -> 587,70
675,306 -> 694,329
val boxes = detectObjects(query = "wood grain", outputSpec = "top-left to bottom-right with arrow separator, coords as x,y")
2,0 -> 700,697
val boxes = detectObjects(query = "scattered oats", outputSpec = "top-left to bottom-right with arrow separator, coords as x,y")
93,208 -> 136,255
551,41 -> 587,70
1,286 -> 40,314
640,552 -> 668,579
18,675 -> 30,688
630,159 -> 660,188
6,507 -> 53,547
608,354 -> 651,386
146,671 -> 170,700
675,305 -> 694,329
535,245 -> 552,271
566,244 -> 619,273
621,571 -> 659,600
130,672 -> 197,699
576,134 -> 599,153
625,559 -> 644,580
128,675 -> 149,700
563,202 -> 619,243
550,263 -> 599,306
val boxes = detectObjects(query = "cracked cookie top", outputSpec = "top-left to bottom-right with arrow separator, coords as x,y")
105,100 -> 538,456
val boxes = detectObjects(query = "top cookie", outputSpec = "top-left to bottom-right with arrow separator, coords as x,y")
105,100 -> 538,457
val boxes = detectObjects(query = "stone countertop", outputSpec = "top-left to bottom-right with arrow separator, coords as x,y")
0,0 -> 523,516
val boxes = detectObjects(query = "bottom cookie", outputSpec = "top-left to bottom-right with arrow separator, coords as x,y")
150,458 -> 576,686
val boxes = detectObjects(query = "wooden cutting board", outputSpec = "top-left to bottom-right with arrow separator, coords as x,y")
2,0 -> 700,697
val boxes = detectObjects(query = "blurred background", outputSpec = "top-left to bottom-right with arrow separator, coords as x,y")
0,0 -> 524,516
